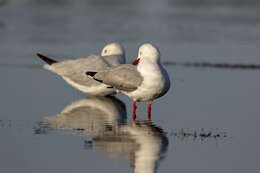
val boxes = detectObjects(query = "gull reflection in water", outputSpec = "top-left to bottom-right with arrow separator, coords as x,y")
40,96 -> 168,173
90,121 -> 169,173
44,96 -> 127,136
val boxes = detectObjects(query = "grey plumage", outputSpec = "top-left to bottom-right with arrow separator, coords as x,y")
93,64 -> 143,92
38,42 -> 126,96
46,54 -> 124,87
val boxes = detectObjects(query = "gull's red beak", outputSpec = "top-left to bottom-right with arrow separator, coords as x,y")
132,58 -> 140,65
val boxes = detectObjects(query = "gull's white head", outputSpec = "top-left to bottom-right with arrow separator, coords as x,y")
101,42 -> 125,56
132,43 -> 160,65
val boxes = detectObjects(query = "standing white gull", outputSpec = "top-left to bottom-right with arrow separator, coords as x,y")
86,43 -> 171,120
37,42 -> 125,96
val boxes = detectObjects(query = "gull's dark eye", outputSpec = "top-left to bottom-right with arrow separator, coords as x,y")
104,49 -> 107,54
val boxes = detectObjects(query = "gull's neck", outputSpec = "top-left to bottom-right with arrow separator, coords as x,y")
137,56 -> 161,74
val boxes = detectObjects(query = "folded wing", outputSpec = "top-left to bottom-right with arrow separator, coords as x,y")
47,55 -> 112,87
94,64 -> 143,92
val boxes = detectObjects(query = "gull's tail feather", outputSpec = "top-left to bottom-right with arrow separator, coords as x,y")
37,53 -> 58,65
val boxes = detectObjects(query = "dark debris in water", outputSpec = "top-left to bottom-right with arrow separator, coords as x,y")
33,121 -> 87,135
168,128 -> 227,141
73,128 -> 85,131
32,120 -> 228,143
34,127 -> 48,135
84,140 -> 93,149
33,121 -> 51,135
0,120 -> 14,128
163,61 -> 260,70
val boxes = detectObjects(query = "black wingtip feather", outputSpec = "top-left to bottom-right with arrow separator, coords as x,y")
86,71 -> 97,77
94,78 -> 103,83
37,53 -> 57,65
86,71 -> 103,83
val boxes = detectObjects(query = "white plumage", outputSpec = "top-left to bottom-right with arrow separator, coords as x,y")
87,43 -> 171,120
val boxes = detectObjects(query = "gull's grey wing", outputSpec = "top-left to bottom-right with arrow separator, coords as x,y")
48,55 -> 111,87
94,64 -> 143,92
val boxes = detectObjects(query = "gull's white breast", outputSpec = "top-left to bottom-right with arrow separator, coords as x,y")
124,59 -> 170,102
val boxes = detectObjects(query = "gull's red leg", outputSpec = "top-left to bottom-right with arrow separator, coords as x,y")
147,103 -> 152,120
132,101 -> 137,121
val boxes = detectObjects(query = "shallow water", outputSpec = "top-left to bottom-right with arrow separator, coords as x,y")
1,0 -> 260,173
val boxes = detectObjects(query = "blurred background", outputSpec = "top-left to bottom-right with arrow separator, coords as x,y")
0,0 -> 260,62
0,0 -> 260,173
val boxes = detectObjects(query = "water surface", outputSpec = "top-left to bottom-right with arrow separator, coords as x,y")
0,0 -> 260,173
